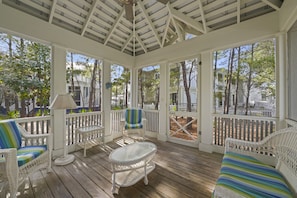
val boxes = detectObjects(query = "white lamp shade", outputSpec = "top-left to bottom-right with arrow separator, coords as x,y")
49,94 -> 77,109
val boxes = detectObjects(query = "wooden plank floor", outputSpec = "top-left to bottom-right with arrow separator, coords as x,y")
14,139 -> 223,198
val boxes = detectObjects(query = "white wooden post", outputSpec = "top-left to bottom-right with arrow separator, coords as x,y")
276,33 -> 287,130
199,52 -> 213,153
131,67 -> 138,108
50,45 -> 67,158
158,62 -> 168,141
102,60 -> 112,142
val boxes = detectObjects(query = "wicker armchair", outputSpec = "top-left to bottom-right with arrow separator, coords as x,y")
121,108 -> 147,143
0,120 -> 52,198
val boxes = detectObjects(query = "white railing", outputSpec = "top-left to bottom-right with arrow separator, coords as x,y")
111,110 -> 124,138
213,114 -> 277,147
12,111 -> 283,152
144,110 -> 159,133
66,112 -> 103,146
15,116 -> 51,135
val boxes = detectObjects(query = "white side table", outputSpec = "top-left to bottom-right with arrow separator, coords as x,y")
109,142 -> 157,194
76,125 -> 105,157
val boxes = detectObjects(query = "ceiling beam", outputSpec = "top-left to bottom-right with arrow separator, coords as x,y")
49,0 -> 57,23
81,0 -> 99,36
197,0 -> 207,33
261,0 -> 281,11
167,4 -> 206,34
121,34 -> 133,52
237,0 -> 241,24
104,9 -> 125,45
172,19 -> 184,41
135,33 -> 147,53
138,2 -> 162,47
279,0 -> 297,31
162,13 -> 172,47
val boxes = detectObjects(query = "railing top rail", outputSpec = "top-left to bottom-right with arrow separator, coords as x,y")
66,111 -> 103,118
213,113 -> 277,121
14,116 -> 51,123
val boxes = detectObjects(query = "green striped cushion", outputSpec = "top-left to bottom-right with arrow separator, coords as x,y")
0,121 -> 22,149
214,152 -> 293,198
16,145 -> 47,167
125,109 -> 143,129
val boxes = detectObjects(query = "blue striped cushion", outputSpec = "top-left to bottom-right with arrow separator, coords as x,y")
0,121 -> 22,149
125,109 -> 143,129
17,145 -> 47,167
214,152 -> 293,198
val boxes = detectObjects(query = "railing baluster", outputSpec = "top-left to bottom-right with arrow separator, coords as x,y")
212,114 -> 277,147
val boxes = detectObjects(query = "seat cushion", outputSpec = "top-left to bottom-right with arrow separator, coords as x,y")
125,123 -> 143,129
17,145 -> 47,167
125,109 -> 142,124
214,152 -> 293,198
0,121 -> 22,149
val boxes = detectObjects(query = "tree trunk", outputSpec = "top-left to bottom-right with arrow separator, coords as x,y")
139,70 -> 144,108
70,53 -> 75,97
213,51 -> 218,113
89,60 -> 97,110
224,49 -> 235,114
181,61 -> 192,129
234,47 -> 241,115
98,64 -> 101,111
245,44 -> 254,115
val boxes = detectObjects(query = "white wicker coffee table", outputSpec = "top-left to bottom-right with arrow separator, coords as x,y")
109,142 -> 157,194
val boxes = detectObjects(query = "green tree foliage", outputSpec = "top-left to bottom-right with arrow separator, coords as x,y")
213,39 -> 276,116
0,33 -> 51,117
138,66 -> 160,110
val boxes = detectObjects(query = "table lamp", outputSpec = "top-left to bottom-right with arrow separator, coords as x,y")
49,93 -> 77,165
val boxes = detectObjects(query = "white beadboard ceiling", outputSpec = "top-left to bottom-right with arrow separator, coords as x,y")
2,0 -> 283,56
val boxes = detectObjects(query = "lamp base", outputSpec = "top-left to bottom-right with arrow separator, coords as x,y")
54,154 -> 75,166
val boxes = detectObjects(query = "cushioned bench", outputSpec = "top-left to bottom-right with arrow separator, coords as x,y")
213,127 -> 297,198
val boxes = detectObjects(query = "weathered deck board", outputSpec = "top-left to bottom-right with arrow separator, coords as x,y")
13,139 -> 223,198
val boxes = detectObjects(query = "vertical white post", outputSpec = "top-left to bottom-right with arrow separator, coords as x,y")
158,62 -> 168,141
131,67 -> 138,108
199,52 -> 213,153
102,60 -> 112,142
276,33 -> 287,130
51,45 -> 67,157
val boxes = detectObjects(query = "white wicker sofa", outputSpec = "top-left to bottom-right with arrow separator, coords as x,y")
213,127 -> 297,198
0,120 -> 52,198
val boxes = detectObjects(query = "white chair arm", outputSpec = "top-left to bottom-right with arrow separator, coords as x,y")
225,138 -> 261,153
0,148 -> 17,155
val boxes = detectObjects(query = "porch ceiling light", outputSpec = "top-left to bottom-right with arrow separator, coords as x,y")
49,93 -> 77,166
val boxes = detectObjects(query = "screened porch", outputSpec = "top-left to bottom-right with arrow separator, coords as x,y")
1,0 -> 297,197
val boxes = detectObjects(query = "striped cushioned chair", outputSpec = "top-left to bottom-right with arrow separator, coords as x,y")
0,120 -> 52,198
121,108 -> 147,143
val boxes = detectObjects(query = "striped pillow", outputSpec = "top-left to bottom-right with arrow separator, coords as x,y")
0,121 -> 22,149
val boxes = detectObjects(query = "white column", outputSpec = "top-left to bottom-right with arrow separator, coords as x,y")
131,67 -> 138,108
276,33 -> 287,129
102,60 -> 112,142
158,62 -> 168,141
50,45 -> 67,157
199,52 -> 214,153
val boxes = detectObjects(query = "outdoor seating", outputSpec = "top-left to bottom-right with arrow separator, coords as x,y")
0,120 -> 52,198
213,127 -> 297,198
121,108 -> 147,143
